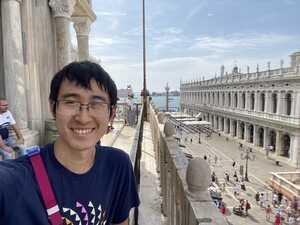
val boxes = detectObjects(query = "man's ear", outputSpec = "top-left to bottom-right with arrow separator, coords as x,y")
49,100 -> 56,119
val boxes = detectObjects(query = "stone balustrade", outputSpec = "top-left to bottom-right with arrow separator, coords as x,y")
181,104 -> 300,127
181,66 -> 299,88
269,172 -> 300,205
149,104 -> 229,225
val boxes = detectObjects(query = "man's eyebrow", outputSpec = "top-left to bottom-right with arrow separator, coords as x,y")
92,96 -> 108,102
60,93 -> 80,99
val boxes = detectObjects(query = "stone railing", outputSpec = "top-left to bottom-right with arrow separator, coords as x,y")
129,103 -> 145,225
149,104 -> 229,225
269,172 -> 300,203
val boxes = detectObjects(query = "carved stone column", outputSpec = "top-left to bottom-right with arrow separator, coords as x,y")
275,130 -> 282,155
263,127 -> 269,149
49,0 -> 76,70
292,91 -> 300,118
253,125 -> 259,146
244,123 -> 250,142
73,17 -> 91,60
276,91 -> 284,115
230,119 -> 234,136
265,91 -> 272,113
236,121 -> 241,139
1,0 -> 28,130
245,92 -> 250,110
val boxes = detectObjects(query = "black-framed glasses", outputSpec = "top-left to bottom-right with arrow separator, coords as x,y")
56,100 -> 109,116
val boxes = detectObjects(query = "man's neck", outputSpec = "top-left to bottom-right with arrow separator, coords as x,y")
53,141 -> 96,174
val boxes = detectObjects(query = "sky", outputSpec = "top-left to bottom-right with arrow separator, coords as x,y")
72,0 -> 300,93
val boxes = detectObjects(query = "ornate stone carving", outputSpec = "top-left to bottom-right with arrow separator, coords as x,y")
73,17 -> 91,36
49,0 -> 76,18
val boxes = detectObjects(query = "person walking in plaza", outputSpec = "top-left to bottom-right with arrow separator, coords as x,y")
288,215 -> 296,225
273,192 -> 278,207
266,205 -> 272,221
245,200 -> 251,216
274,213 -> 282,225
255,192 -> 260,205
260,193 -> 265,208
224,172 -> 230,184
0,98 -> 25,160
0,61 -> 140,224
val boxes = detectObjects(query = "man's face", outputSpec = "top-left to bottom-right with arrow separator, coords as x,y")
0,100 -> 8,113
51,79 -> 114,152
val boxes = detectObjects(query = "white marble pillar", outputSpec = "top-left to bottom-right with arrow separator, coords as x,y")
218,117 -> 222,131
254,91 -> 260,112
265,91 -> 272,113
253,125 -> 259,146
49,0 -> 76,70
291,135 -> 300,170
276,91 -> 284,115
292,91 -> 300,117
1,0 -> 28,130
237,92 -> 241,109
245,92 -> 250,110
73,17 -> 92,61
229,119 -> 234,136
214,115 -> 218,129
245,123 -> 250,142
224,118 -> 228,133
275,130 -> 282,155
263,127 -> 269,149
236,121 -> 241,139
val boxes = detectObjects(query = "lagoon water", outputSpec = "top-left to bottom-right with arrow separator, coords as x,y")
151,95 -> 180,112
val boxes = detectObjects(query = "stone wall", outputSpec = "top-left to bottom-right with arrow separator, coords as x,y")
149,105 -> 229,225
0,5 -> 4,98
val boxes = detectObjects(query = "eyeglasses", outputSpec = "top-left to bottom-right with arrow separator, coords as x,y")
56,100 -> 109,116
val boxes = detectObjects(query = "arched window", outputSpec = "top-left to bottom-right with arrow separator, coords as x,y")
234,93 -> 238,108
250,93 -> 255,110
242,93 -> 246,109
281,134 -> 290,157
222,93 -> 225,106
228,93 -> 231,107
286,93 -> 292,115
272,93 -> 277,113
260,93 -> 265,112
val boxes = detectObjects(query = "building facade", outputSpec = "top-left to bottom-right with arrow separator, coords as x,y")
180,52 -> 300,168
0,0 -> 96,146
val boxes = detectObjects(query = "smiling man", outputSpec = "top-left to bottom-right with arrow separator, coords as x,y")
0,61 -> 140,225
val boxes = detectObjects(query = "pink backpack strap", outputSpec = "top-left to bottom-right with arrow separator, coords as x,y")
27,146 -> 64,225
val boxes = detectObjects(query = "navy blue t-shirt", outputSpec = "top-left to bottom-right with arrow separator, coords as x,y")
0,144 -> 140,225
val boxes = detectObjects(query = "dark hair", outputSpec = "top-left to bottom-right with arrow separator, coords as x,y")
49,61 -> 118,115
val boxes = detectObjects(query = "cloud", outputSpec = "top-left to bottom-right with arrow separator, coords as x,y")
192,33 -> 300,52
94,11 -> 127,17
207,13 -> 214,17
185,1 -> 207,21
90,37 -> 114,47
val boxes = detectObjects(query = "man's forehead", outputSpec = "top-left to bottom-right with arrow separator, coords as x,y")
59,80 -> 109,100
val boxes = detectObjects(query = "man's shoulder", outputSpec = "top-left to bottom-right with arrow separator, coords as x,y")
0,156 -> 32,189
98,146 -> 131,166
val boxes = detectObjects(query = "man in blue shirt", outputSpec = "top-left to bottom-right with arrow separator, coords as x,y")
0,61 -> 140,224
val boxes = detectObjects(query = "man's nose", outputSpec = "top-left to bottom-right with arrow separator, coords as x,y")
74,107 -> 92,123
